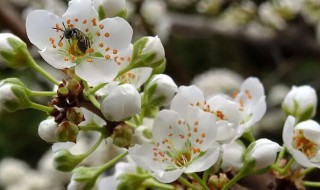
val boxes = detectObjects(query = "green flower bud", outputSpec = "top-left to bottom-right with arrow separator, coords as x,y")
0,33 -> 27,69
112,123 -> 134,148
53,149 -> 83,172
117,173 -> 149,190
55,121 -> 79,142
0,81 -> 31,112
69,166 -> 100,190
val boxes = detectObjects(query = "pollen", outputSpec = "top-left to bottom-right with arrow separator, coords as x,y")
194,121 -> 199,125
113,49 -> 118,54
74,18 -> 79,22
105,47 -> 110,51
68,24 -> 74,28
58,42 -> 63,47
216,111 -> 225,120
104,32 -> 110,37
87,48 -> 94,53
245,89 -> 252,99
179,134 -> 185,139
105,55 -> 111,59
87,59 -> 93,63
85,28 -> 89,32
193,128 -> 198,133
64,57 -> 69,61
52,44 -> 56,48
127,57 -> 131,61
49,37 -> 54,43
66,19 -> 71,24
96,32 -> 101,36
201,133 -> 206,138
83,19 -> 87,24
99,24 -> 104,29
99,43 -> 104,48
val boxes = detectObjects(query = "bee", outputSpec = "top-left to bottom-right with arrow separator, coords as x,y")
52,22 -> 91,54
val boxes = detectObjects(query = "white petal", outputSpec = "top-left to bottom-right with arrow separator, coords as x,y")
186,107 -> 217,150
129,67 -> 152,88
153,110 -> 188,151
288,147 -> 318,168
26,10 -> 62,50
40,48 -> 76,69
152,169 -> 185,183
221,141 -> 244,171
79,107 -> 106,127
117,44 -> 133,69
295,120 -> 320,144
98,176 -> 117,190
98,17 -> 133,50
282,116 -> 295,149
75,58 -> 119,84
239,77 -> 264,102
185,146 -> 220,173
62,0 -> 98,22
170,85 -> 204,119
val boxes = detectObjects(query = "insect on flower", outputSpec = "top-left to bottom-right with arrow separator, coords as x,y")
52,22 -> 91,54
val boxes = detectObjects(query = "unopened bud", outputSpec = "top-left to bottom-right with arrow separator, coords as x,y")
145,74 -> 177,106
93,0 -> 126,19
53,149 -> 82,172
208,173 -> 229,189
0,33 -> 27,69
38,117 -> 58,143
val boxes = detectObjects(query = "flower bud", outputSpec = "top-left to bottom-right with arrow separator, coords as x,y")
101,84 -> 141,121
0,33 -> 27,69
53,149 -> 82,172
221,141 -> 245,172
132,36 -> 165,68
68,166 -> 100,190
112,123 -> 134,148
55,121 -> 79,142
145,74 -> 178,106
208,173 -> 229,189
38,117 -> 58,143
282,85 -> 317,121
245,138 -> 282,170
67,107 -> 84,125
0,81 -> 31,112
93,0 -> 126,19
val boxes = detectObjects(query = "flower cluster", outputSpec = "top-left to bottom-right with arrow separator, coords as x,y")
0,0 -> 320,190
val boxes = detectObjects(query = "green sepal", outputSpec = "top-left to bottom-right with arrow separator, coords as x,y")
116,10 -> 127,19
98,5 -> 106,20
298,105 -> 314,122
143,105 -> 159,118
73,166 -> 100,190
152,59 -> 166,75
53,149 -> 83,172
132,37 -> 149,62
4,85 -> 31,112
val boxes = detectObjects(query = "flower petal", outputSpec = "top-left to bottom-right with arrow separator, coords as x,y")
185,146 -> 220,173
75,58 -> 119,84
170,85 -> 204,119
62,0 -> 98,23
152,168 -> 185,183
129,67 -> 152,88
98,17 -> 133,50
295,120 -> 320,144
40,48 -> 76,69
26,10 -> 62,50
153,110 -> 188,151
79,107 -> 106,127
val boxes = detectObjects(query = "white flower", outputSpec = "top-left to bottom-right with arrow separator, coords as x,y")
101,84 -> 141,121
78,107 -> 106,127
171,85 -> 241,143
38,117 -> 58,143
247,138 -> 282,170
146,74 -> 178,106
259,2 -> 287,30
233,77 -> 266,138
141,0 -> 166,25
142,36 -> 165,64
0,158 -> 29,187
0,33 -> 24,52
283,116 -> 320,168
93,0 -> 126,18
282,85 -> 317,120
26,0 -> 133,84
221,141 -> 245,172
129,107 -> 220,183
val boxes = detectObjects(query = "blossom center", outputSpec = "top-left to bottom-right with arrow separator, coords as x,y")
293,130 -> 318,159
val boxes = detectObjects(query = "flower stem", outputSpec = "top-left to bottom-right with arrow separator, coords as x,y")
302,167 -> 316,175
29,102 -> 53,113
90,83 -> 107,94
88,94 -> 101,109
303,181 -> 320,187
190,173 -> 209,190
23,49 -> 59,85
275,145 -> 286,165
278,158 -> 294,175
28,90 -> 57,97
177,176 -> 199,190
97,151 -> 129,174
82,134 -> 104,158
